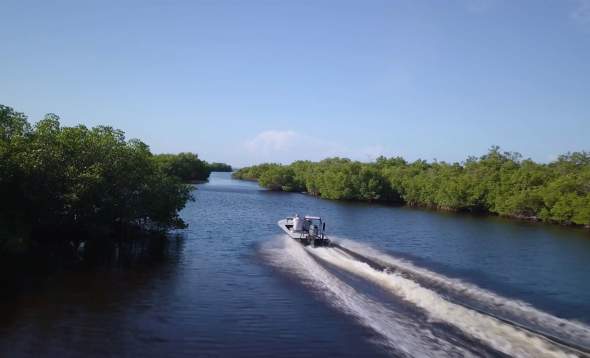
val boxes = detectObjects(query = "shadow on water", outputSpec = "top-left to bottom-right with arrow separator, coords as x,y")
0,231 -> 186,307
0,232 -> 188,357
80,231 -> 187,269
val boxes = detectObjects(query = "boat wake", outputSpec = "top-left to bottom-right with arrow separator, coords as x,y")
335,239 -> 590,351
261,236 -> 474,357
261,236 -> 590,358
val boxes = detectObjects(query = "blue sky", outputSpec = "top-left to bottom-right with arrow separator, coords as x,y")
1,0 -> 589,166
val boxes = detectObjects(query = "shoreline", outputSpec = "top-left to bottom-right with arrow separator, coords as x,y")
238,178 -> 590,231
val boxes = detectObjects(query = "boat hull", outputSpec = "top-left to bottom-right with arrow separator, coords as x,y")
277,219 -> 331,247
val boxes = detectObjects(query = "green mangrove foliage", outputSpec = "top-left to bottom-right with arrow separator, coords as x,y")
208,162 -> 233,172
0,105 -> 194,256
153,152 -> 211,182
152,154 -> 232,181
233,148 -> 590,227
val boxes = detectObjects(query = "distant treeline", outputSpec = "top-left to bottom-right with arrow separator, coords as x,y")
233,148 -> 590,227
208,162 -> 233,172
153,154 -> 232,182
0,104 -> 223,260
153,153 -> 210,182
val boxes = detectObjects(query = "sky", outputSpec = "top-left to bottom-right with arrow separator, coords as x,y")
1,0 -> 589,167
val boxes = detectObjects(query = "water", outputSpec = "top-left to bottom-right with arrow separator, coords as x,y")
1,172 -> 590,357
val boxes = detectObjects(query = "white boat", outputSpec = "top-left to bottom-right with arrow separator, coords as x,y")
277,215 -> 331,247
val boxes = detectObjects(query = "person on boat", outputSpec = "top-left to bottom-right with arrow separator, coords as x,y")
293,214 -> 303,232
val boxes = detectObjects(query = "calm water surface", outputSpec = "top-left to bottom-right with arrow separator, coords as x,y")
1,172 -> 590,357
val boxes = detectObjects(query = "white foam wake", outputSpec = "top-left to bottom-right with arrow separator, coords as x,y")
310,246 -> 579,358
336,238 -> 590,349
261,236 -> 472,357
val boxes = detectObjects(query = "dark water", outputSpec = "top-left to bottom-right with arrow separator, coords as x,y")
2,172 -> 590,357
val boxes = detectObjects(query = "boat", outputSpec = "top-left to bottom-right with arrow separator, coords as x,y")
277,215 -> 331,247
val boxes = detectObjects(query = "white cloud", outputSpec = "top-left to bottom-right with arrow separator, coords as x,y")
244,130 -> 344,164
239,130 -> 392,166
245,130 -> 299,152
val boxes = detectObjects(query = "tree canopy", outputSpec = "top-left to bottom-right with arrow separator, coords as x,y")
208,162 -> 233,172
0,105 -> 195,256
233,148 -> 590,227
153,152 -> 211,182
